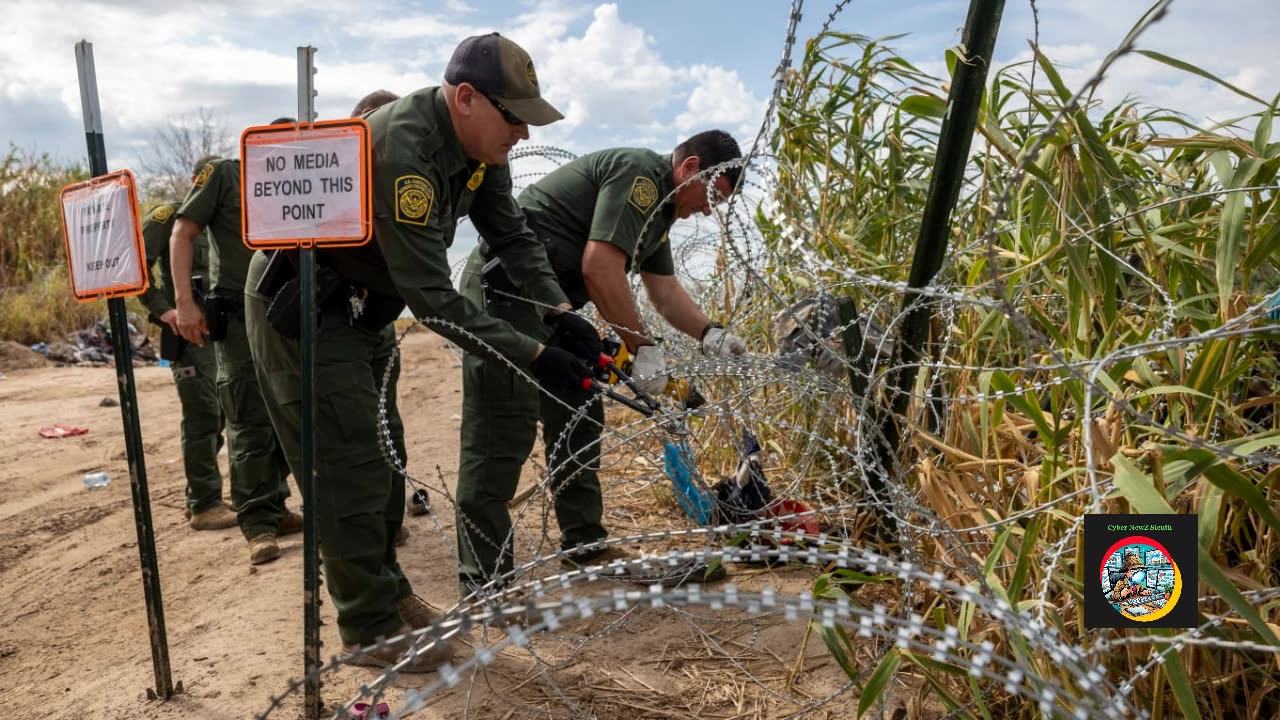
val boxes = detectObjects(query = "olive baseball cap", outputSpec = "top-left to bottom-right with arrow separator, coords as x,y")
444,32 -> 563,126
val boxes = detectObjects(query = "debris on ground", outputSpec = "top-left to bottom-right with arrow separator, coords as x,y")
99,397 -> 119,407
0,341 -> 49,372
25,315 -> 158,368
38,424 -> 90,439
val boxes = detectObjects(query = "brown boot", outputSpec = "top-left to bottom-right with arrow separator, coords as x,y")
397,595 -> 441,630
394,525 -> 409,547
342,624 -> 451,673
278,509 -> 304,536
185,500 -> 236,521
248,533 -> 281,565
561,544 -> 634,570
189,504 -> 238,531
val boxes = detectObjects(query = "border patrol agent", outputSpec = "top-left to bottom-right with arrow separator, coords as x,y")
246,34 -> 599,672
139,190 -> 230,530
457,131 -> 749,593
246,92 -> 411,550
170,145 -> 300,565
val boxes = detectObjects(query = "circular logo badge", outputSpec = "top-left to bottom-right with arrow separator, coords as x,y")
400,190 -> 428,218
1100,535 -> 1182,622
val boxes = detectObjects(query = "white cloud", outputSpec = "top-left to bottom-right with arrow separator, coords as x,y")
988,0 -> 1276,134
675,65 -> 765,144
346,16 -> 482,42
0,0 -> 769,173
528,3 -> 682,131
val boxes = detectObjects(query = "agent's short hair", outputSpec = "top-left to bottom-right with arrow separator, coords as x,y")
673,130 -> 742,192
351,90 -> 399,118
270,117 -> 297,125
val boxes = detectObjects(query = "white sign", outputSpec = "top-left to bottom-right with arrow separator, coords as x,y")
59,170 -> 146,301
240,120 -> 371,248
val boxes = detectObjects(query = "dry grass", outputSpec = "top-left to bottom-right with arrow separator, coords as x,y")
0,267 -> 104,345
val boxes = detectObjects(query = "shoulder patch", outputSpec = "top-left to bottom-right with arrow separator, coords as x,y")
150,205 -> 174,223
467,163 -> 486,192
628,176 -> 658,213
395,175 -> 434,226
193,162 -> 215,188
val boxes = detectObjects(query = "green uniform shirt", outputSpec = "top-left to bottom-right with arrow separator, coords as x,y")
320,87 -> 568,364
178,158 -> 250,294
138,202 -> 212,317
518,147 -> 676,307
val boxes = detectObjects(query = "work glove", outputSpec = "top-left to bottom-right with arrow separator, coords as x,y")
631,344 -> 669,397
546,311 -> 604,363
529,346 -> 592,395
702,327 -> 747,357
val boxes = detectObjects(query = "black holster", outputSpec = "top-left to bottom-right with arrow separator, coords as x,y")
480,256 -> 521,298
203,290 -> 243,343
265,267 -> 346,339
147,314 -> 187,362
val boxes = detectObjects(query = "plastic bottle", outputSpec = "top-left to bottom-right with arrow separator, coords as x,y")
83,472 -> 111,488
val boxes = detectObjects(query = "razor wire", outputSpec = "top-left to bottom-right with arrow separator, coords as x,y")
259,0 -> 1280,717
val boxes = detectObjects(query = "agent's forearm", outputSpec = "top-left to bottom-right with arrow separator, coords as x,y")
169,217 -> 202,303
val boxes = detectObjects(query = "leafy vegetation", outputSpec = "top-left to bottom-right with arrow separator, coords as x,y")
764,28 -> 1280,719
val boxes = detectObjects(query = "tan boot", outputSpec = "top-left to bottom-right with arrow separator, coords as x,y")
397,594 -> 441,630
342,624 -> 451,673
248,533 -> 281,565
189,504 -> 238,531
394,525 -> 409,547
278,509 -> 304,536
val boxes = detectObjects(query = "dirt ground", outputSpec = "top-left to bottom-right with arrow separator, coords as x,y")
0,328 -> 868,719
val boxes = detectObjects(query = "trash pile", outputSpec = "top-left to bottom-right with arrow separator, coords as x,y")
29,315 -> 158,367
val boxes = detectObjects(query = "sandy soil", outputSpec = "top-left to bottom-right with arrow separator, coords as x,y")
0,328 -> 870,719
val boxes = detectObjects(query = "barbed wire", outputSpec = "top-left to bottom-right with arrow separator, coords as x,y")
257,0 -> 1280,717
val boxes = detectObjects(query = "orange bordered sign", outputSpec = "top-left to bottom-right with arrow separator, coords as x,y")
239,118 -> 372,249
59,169 -> 148,302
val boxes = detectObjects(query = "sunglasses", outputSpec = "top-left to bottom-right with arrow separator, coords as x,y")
478,90 -> 524,126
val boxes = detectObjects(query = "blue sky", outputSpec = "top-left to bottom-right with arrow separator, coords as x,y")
1,1 -> 1274,181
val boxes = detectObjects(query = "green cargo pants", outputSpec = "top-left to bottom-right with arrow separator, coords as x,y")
244,252 -> 411,646
456,248 -> 607,593
214,315 -> 291,540
172,340 -> 226,514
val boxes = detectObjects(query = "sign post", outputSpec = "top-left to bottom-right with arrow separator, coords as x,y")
297,45 -> 323,720
238,46 -> 372,718
66,40 -> 179,701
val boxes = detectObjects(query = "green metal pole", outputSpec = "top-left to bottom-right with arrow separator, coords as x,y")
75,39 -> 178,701
870,0 -> 1006,519
297,45 -> 323,720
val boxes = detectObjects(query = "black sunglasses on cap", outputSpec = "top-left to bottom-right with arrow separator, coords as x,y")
478,89 -> 524,126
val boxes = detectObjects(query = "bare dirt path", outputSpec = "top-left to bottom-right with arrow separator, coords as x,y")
0,328 -> 860,719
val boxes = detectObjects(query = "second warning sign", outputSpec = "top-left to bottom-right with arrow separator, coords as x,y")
240,119 -> 371,248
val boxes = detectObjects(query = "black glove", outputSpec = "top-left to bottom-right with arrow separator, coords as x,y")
529,346 -> 592,394
546,311 -> 604,363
